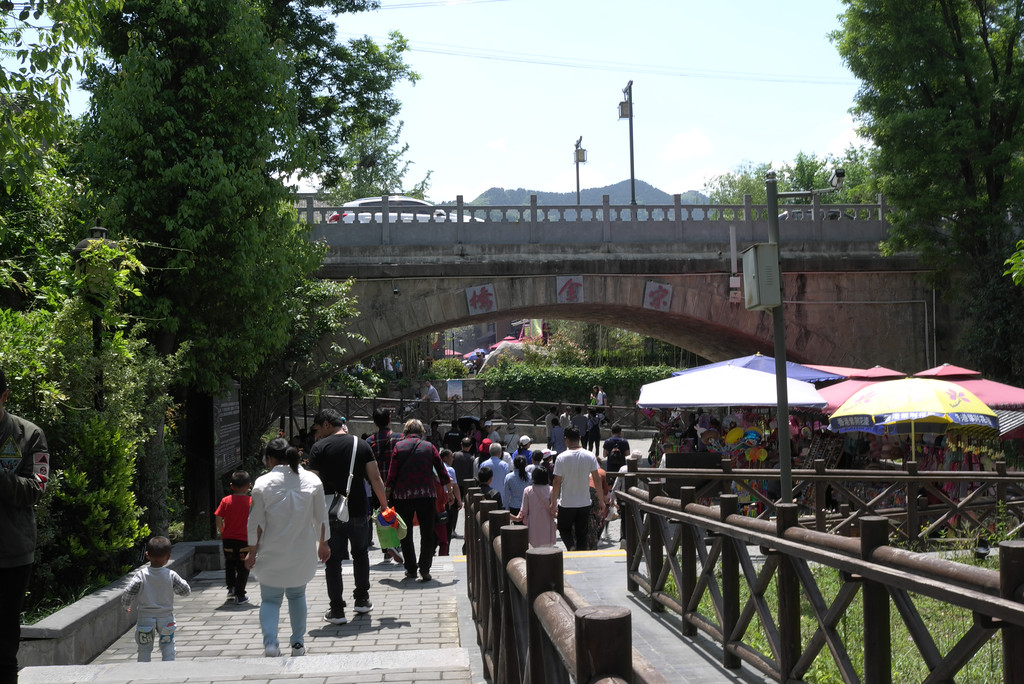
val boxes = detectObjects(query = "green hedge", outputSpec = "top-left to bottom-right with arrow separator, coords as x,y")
478,364 -> 676,404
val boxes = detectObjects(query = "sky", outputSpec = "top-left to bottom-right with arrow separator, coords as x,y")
328,0 -> 867,203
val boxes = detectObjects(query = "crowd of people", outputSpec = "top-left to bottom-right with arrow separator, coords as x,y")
112,403 -> 630,666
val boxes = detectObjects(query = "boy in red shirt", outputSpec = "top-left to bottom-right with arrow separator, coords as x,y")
214,471 -> 252,603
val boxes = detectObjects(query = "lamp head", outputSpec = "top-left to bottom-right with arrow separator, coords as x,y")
829,168 -> 846,190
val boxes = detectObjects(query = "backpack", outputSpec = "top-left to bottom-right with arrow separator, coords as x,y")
607,446 -> 626,473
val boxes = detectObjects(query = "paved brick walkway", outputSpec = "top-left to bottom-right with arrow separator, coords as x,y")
21,552 -> 472,683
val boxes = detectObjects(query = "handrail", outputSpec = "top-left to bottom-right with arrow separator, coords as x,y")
629,457 -> 1024,544
616,456 -> 1024,682
307,394 -> 664,432
463,481 -> 671,684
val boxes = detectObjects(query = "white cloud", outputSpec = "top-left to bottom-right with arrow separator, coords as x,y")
487,138 -> 508,151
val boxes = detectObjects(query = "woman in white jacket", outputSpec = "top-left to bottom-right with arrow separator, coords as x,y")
245,438 -> 331,657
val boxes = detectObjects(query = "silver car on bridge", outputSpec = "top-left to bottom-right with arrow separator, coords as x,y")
328,195 -> 481,223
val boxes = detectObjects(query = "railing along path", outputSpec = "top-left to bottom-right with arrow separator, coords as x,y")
308,394 -> 662,432
462,482 -> 669,684
616,457 -> 1024,683
645,457 -> 1024,544
297,193 -> 890,249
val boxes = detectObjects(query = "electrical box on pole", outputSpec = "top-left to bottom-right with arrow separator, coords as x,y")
741,243 -> 781,311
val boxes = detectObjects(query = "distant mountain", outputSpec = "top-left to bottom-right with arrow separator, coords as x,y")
463,180 -> 708,206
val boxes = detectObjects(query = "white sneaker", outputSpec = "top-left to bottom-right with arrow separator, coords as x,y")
291,643 -> 305,657
264,642 -> 281,657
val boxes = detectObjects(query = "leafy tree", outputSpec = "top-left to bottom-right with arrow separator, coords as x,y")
704,149 -> 878,205
834,2 -> 1024,382
239,277 -> 361,462
705,161 -> 775,204
0,237 -> 180,609
323,119 -> 431,200
0,0 -> 115,191
83,0 -> 320,393
252,0 -> 418,188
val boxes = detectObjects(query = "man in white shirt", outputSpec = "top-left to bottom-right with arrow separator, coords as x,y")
549,426 -> 605,551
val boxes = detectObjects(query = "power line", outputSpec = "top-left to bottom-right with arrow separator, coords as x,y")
377,0 -> 510,8
335,33 -> 857,86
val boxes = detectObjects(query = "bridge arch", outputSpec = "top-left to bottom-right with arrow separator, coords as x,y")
338,269 -> 936,371
302,193 -> 942,374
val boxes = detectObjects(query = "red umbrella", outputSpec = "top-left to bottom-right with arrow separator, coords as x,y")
819,367 -> 908,414
805,364 -> 905,380
913,365 -> 1024,409
914,363 -> 982,379
851,365 -> 906,379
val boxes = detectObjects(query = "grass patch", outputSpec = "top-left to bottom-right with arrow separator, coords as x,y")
664,551 -> 1002,682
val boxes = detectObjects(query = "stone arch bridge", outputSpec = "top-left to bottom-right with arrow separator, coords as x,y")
298,193 -> 943,372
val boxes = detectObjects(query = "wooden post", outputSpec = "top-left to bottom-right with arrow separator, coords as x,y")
679,487 -> 697,637
498,524 -> 528,684
574,606 -> 633,683
776,503 -> 800,680
905,461 -> 920,546
720,458 -> 733,496
466,490 -> 482,617
476,499 -> 499,653
649,478 -> 664,614
625,456 -> 638,591
720,495 -> 740,669
1000,541 -> 1024,681
487,509 -> 511,677
860,516 -> 892,684
526,548 -> 563,684
814,459 -> 827,532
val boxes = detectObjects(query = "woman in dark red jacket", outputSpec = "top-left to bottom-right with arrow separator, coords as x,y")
386,419 -> 451,582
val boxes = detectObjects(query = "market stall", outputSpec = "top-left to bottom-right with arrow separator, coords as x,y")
637,361 -> 828,510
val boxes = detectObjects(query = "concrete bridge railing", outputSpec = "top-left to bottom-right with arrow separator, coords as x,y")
297,193 -> 890,249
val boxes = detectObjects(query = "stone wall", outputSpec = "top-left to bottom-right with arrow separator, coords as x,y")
19,541 -> 221,667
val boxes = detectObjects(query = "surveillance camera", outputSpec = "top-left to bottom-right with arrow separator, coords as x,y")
393,287 -> 400,296
829,168 -> 846,190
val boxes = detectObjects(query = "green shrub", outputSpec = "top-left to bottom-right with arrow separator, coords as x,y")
427,357 -> 468,380
479,364 -> 674,404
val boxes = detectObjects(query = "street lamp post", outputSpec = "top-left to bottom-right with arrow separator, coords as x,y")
764,169 -> 844,503
574,136 -> 587,206
618,80 -> 637,206
71,225 -> 118,411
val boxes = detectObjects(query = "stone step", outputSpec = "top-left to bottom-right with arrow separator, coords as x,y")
21,647 -> 472,683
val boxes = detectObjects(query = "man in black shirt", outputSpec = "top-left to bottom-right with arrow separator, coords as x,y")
451,437 -> 477,503
308,408 -> 388,625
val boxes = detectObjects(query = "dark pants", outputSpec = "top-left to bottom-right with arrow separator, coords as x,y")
0,563 -> 32,684
557,505 -> 592,551
394,498 -> 437,576
325,517 -> 370,613
446,502 -> 458,539
222,538 -> 250,598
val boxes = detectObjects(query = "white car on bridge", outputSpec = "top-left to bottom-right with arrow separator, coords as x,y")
327,195 -> 481,224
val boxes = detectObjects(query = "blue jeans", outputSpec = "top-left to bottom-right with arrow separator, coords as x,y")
135,615 -> 176,662
326,517 -> 371,613
259,584 -> 307,647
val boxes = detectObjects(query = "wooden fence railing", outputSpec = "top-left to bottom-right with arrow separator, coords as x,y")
617,457 -> 1024,682
644,458 -> 1024,544
463,483 -> 670,684
305,394 -> 661,432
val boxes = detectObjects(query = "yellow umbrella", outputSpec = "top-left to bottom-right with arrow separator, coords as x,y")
828,377 -> 999,437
